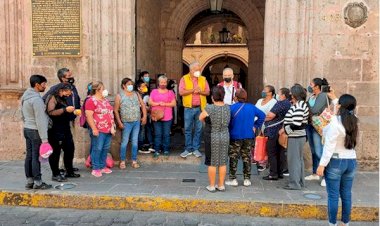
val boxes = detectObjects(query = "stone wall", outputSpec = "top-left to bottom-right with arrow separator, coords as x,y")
0,0 -> 136,160
136,0 -> 162,77
264,0 -> 379,170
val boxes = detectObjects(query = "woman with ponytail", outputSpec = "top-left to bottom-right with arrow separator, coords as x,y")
305,77 -> 331,186
316,94 -> 358,226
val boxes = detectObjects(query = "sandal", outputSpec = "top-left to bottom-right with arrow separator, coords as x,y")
131,162 -> 140,169
119,161 -> 126,169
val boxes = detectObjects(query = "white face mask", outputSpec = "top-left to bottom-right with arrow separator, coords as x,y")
102,89 -> 109,98
275,95 -> 281,101
193,71 -> 201,77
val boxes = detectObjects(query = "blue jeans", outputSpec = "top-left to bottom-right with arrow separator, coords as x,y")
153,120 -> 172,153
184,107 -> 202,152
325,158 -> 356,224
120,121 -> 140,161
307,125 -> 323,174
138,116 -> 153,149
91,132 -> 112,170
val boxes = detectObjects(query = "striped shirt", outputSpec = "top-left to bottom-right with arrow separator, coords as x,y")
284,100 -> 309,137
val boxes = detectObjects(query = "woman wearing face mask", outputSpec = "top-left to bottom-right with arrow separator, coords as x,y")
85,81 -> 116,177
316,94 -> 358,226
138,71 -> 154,92
262,88 -> 292,180
305,77 -> 331,186
46,83 -> 78,182
114,78 -> 147,169
149,75 -> 176,158
136,80 -> 154,154
254,85 -> 277,171
280,84 -> 309,190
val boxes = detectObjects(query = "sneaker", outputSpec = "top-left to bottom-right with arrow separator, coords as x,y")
33,182 -> 52,190
257,165 -> 266,172
65,172 -> 80,178
91,170 -> 102,177
101,168 -> 112,174
163,151 -> 169,157
243,179 -> 252,187
216,185 -> 225,192
25,183 -> 34,190
153,152 -> 160,159
262,175 -> 278,181
206,185 -> 216,193
305,174 -> 320,181
193,150 -> 202,158
225,179 -> 238,186
148,148 -> 155,153
320,178 -> 326,187
52,174 -> 67,182
180,150 -> 192,158
138,149 -> 151,154
282,170 -> 289,176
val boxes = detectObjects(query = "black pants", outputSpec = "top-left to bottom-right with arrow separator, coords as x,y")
24,128 -> 42,182
48,130 -> 75,176
267,134 -> 286,177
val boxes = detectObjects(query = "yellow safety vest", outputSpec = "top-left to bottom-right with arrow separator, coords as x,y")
182,73 -> 207,110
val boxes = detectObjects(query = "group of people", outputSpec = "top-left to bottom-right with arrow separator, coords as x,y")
21,62 -> 358,226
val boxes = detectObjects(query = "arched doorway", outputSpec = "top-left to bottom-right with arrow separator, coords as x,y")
163,0 -> 264,101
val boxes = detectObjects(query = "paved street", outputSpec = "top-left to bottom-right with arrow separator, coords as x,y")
0,206 -> 377,226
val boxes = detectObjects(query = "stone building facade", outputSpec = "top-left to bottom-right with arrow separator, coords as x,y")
0,0 -> 378,169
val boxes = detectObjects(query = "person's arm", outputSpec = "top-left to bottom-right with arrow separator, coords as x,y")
137,93 -> 147,125
148,90 -> 160,107
113,95 -> 124,129
253,108 -> 266,130
47,96 -> 74,116
178,78 -> 194,96
33,98 -> 49,143
163,91 -> 177,107
265,112 -> 276,121
199,80 -> 210,96
199,110 -> 209,122
317,117 -> 339,176
85,110 -> 98,136
311,93 -> 328,115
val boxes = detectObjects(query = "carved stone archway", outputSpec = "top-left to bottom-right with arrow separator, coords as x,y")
163,0 -> 264,101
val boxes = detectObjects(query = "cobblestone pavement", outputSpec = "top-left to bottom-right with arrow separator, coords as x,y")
0,206 -> 377,226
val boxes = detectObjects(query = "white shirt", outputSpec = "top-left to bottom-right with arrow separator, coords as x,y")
319,115 -> 357,166
222,82 -> 241,105
255,98 -> 277,114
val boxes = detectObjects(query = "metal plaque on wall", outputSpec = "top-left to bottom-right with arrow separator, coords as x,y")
32,0 -> 81,57
344,2 -> 368,29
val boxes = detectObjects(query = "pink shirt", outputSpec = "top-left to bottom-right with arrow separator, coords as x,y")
85,96 -> 114,133
179,76 -> 210,107
150,89 -> 176,121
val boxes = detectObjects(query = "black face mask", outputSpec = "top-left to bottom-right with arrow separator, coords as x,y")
224,78 -> 232,83
67,78 -> 75,84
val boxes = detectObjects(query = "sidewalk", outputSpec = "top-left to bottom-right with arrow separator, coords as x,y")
0,160 -> 378,222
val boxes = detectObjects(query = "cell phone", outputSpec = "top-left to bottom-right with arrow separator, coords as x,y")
321,85 -> 330,93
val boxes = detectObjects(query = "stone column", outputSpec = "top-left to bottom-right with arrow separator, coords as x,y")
164,38 -> 184,81
263,0 -> 314,89
83,0 -> 136,95
0,0 -> 30,160
248,39 -> 264,102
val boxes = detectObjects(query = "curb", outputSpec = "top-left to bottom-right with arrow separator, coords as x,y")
0,191 -> 378,221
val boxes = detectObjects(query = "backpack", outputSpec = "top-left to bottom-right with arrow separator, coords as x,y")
79,96 -> 90,128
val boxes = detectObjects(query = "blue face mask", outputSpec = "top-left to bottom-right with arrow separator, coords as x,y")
261,91 -> 267,98
143,77 -> 150,83
307,86 -> 313,93
127,85 -> 134,92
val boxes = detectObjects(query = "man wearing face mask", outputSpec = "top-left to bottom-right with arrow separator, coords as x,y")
218,68 -> 242,105
179,61 -> 210,158
43,68 -> 81,178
